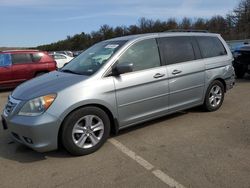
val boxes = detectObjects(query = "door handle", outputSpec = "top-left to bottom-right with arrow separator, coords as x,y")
153,73 -> 165,78
172,70 -> 182,75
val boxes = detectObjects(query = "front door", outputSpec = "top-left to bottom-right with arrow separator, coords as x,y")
113,38 -> 169,127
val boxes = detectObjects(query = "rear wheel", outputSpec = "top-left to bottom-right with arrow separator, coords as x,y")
61,107 -> 110,156
203,80 -> 224,112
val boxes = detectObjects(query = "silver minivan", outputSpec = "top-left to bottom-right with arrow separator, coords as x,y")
1,32 -> 235,155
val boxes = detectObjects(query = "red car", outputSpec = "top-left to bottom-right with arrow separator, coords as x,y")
0,50 -> 56,89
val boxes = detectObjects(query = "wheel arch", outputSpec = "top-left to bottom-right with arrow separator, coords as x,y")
214,78 -> 226,92
57,103 -> 119,149
206,76 -> 226,93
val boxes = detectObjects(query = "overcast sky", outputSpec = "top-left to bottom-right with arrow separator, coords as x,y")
0,0 -> 239,47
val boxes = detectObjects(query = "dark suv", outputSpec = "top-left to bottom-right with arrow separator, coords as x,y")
233,45 -> 250,78
0,50 -> 56,89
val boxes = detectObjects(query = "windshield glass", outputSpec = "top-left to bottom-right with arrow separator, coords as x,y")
61,40 -> 127,75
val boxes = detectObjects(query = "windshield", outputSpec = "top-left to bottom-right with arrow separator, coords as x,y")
61,40 -> 127,75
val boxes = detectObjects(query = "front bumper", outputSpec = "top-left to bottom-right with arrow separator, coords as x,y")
2,112 -> 61,152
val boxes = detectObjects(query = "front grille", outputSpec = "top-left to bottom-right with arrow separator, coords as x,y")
3,96 -> 20,117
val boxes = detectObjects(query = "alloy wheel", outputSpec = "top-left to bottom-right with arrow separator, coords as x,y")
209,85 -> 222,108
72,115 -> 104,149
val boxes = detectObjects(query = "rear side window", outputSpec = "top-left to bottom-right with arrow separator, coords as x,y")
196,36 -> 227,58
158,37 -> 196,65
11,53 -> 32,64
31,53 -> 44,62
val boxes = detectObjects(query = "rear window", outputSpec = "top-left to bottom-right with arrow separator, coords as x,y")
196,36 -> 227,58
158,36 -> 196,65
11,53 -> 32,64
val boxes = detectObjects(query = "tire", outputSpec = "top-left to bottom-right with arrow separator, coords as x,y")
61,107 -> 110,156
203,80 -> 225,112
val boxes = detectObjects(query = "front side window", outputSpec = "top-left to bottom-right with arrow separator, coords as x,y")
11,53 -> 32,64
61,40 -> 127,75
196,36 -> 227,58
117,38 -> 161,72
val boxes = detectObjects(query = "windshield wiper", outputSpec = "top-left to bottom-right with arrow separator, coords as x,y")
60,69 -> 81,75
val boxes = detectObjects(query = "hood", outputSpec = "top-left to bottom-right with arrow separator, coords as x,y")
12,71 -> 89,100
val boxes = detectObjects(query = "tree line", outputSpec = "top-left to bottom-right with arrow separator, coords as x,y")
37,0 -> 250,51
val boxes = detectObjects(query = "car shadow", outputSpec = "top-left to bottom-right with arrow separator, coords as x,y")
0,120 -> 74,163
236,73 -> 250,82
0,109 -> 195,163
0,133 -> 72,163
116,105 -> 209,137
0,88 -> 13,93
0,75 -> 248,163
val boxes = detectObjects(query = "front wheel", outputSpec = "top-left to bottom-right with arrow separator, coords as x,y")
203,80 -> 225,112
61,107 -> 110,156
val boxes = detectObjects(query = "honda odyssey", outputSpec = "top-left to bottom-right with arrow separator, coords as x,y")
1,32 -> 235,155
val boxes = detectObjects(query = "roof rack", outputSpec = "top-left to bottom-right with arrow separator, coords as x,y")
166,29 -> 209,33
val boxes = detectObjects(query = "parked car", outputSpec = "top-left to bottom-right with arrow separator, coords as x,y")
50,51 -> 73,57
73,51 -> 83,57
233,45 -> 250,78
0,50 -> 56,89
1,33 -> 235,156
51,53 -> 74,68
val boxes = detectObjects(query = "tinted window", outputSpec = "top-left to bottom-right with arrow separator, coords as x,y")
196,36 -> 227,58
31,53 -> 44,62
158,37 -> 196,65
117,39 -> 161,72
11,53 -> 32,64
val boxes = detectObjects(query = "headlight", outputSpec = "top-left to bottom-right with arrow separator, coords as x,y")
18,94 -> 56,116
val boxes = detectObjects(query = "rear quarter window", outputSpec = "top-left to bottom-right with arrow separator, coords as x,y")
31,52 -> 44,62
196,36 -> 227,58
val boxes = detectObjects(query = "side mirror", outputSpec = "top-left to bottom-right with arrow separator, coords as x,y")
112,62 -> 133,76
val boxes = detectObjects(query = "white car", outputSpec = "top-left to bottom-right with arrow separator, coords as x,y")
51,54 -> 73,68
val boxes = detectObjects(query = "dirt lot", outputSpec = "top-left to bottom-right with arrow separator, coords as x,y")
0,77 -> 250,188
